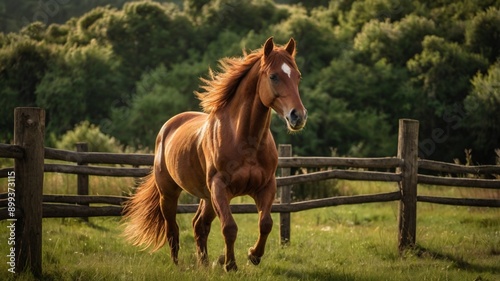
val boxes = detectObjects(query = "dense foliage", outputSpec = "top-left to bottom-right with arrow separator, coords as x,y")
1,0 -> 499,163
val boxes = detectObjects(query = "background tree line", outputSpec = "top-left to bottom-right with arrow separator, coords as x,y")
1,0 -> 499,164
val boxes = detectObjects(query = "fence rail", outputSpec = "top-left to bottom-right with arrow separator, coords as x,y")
278,156 -> 403,168
0,108 -> 499,277
418,159 -> 500,174
44,147 -> 153,165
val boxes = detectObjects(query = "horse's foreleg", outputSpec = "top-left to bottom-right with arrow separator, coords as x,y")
248,182 -> 276,265
192,199 -> 216,267
211,177 -> 238,272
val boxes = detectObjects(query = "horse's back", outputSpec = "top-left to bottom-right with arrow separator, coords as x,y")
154,111 -> 210,199
158,111 -> 206,132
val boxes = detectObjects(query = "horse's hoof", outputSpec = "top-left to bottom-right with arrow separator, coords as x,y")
213,255 -> 237,272
247,254 -> 261,265
247,248 -> 261,265
198,259 -> 209,268
218,255 -> 225,265
224,262 -> 238,272
197,252 -> 209,267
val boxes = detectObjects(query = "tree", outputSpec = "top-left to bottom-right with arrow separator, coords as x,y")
465,7 -> 500,63
0,0 -> 131,33
106,1 -> 195,87
0,34 -> 53,142
407,35 -> 489,160
36,42 -> 126,135
464,62 -> 500,163
353,15 -> 437,65
407,35 -> 488,116
106,63 -> 205,147
344,0 -> 413,32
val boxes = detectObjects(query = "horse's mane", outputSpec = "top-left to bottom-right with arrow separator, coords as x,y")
195,49 -> 264,113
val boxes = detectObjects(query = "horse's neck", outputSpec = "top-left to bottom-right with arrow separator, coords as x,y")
222,62 -> 271,145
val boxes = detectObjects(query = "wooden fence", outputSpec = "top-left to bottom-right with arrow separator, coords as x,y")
1,107 -> 499,277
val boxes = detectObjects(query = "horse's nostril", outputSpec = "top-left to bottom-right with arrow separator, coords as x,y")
290,109 -> 299,121
286,109 -> 307,130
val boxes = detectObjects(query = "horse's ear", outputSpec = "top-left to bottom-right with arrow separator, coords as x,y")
285,38 -> 296,56
263,37 -> 274,58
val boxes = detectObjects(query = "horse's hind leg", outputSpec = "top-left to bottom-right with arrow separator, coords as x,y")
192,199 -> 216,266
248,182 -> 276,265
156,173 -> 182,265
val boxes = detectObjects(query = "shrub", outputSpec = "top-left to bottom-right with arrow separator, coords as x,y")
56,121 -> 121,153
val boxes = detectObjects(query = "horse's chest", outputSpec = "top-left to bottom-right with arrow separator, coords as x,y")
211,139 -> 278,195
230,165 -> 268,194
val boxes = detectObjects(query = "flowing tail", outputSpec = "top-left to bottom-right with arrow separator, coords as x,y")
122,173 -> 166,251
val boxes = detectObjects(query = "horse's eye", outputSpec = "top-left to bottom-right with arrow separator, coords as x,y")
270,73 -> 278,82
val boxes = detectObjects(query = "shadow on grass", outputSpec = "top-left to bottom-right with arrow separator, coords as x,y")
84,219 -> 111,232
269,264 -> 365,281
58,217 -> 111,232
412,245 -> 500,274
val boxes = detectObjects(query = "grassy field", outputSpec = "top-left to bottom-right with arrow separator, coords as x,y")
0,176 -> 499,280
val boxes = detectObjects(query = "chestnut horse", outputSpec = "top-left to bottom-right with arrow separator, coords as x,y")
123,37 -> 307,271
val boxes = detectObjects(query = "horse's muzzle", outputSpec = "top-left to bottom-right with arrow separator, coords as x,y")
286,108 -> 307,131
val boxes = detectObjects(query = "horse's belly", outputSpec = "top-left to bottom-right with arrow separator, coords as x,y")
158,112 -> 211,199
166,145 -> 210,199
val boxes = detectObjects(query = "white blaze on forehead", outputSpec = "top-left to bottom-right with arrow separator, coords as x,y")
281,63 -> 292,78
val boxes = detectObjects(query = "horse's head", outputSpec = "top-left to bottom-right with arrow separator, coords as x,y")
259,37 -> 307,131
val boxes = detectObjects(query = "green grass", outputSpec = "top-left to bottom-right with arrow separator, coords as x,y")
0,178 -> 499,280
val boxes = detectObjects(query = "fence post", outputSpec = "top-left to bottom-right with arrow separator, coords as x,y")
397,119 -> 419,253
14,107 -> 45,277
278,144 -> 292,245
76,142 -> 89,222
